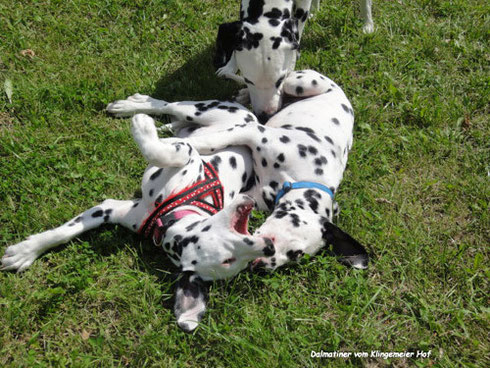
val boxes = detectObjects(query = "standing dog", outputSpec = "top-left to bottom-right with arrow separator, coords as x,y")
183,69 -> 369,271
1,98 -> 275,332
215,0 -> 374,121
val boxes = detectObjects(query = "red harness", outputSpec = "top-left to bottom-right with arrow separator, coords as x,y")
138,161 -> 224,242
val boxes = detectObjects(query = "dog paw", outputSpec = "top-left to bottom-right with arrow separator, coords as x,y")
235,88 -> 250,105
131,114 -> 159,144
106,94 -> 155,117
362,22 -> 374,34
1,240 -> 40,272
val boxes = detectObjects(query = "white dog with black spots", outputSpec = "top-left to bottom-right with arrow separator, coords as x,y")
214,0 -> 374,121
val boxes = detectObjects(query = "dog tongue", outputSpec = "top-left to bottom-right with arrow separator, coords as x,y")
233,204 -> 252,234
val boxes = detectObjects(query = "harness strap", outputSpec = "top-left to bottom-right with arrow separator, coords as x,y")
275,181 -> 335,204
138,161 -> 224,239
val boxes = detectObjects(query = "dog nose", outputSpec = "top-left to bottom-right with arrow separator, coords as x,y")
262,237 -> 275,257
257,112 -> 271,124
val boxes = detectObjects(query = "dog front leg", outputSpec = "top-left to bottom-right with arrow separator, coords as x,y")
1,199 -> 139,272
106,94 -> 169,118
293,0 -> 313,37
360,0 -> 374,33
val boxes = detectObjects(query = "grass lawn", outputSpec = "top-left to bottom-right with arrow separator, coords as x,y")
0,0 -> 488,366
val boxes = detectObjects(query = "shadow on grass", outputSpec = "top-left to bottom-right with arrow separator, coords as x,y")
152,44 -> 238,102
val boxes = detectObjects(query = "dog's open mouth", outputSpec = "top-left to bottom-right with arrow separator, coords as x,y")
232,203 -> 254,235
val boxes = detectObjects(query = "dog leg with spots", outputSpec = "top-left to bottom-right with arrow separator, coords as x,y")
108,96 -> 258,133
1,199 -> 142,272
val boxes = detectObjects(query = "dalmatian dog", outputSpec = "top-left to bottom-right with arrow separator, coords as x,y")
214,0 -> 374,122
183,69 -> 369,272
1,99 -> 275,332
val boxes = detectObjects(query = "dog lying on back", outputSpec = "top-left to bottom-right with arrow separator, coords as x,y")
1,98 -> 275,332
214,0 -> 374,122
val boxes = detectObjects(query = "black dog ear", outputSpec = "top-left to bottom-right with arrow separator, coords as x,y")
174,271 -> 209,332
214,21 -> 243,69
322,221 -> 369,269
281,18 -> 300,50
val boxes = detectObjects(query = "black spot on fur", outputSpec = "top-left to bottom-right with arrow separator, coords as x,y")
312,79 -> 318,86
244,114 -> 255,123
210,156 -> 222,172
191,260 -> 198,265
132,202 -> 139,208
150,168 -> 163,180
186,221 -> 200,232
277,153 -> 285,162
308,146 -> 318,155
243,238 -> 254,246
296,86 -> 304,95
290,213 -> 301,227
287,249 -> 304,261
202,225 -> 211,232
155,195 -> 163,206
261,158 -> 268,167
262,238 -> 275,256
149,189 -> 154,197
275,75 -> 285,88
271,36 -> 282,49
332,117 -> 340,125
229,156 -> 237,169
269,19 -> 280,26
92,210 -> 103,218
324,136 -> 334,144
279,135 -> 290,143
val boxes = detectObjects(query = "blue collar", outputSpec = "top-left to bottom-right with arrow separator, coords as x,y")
275,181 -> 335,204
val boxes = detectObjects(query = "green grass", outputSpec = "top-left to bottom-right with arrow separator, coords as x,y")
0,0 -> 488,366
